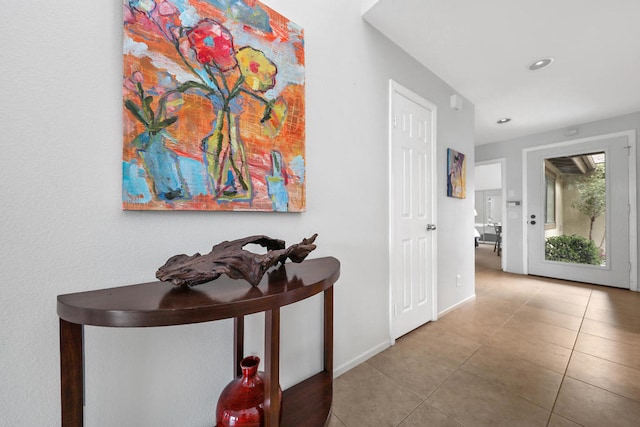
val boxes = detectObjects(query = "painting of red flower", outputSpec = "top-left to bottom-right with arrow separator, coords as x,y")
122,0 -> 305,212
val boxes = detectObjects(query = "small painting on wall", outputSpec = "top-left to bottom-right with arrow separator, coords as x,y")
447,148 -> 466,199
122,0 -> 305,212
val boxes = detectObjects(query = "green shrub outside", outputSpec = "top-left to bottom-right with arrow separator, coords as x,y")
545,235 -> 602,265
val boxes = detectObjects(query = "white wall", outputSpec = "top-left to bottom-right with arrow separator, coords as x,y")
475,163 -> 502,191
361,0 -> 380,13
0,1 -> 475,425
476,112 -> 640,275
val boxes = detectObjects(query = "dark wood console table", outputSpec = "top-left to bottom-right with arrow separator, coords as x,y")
57,256 -> 340,427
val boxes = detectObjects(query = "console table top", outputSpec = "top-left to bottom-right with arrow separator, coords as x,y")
57,256 -> 340,327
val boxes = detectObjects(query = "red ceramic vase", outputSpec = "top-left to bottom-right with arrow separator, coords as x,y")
216,356 -> 281,427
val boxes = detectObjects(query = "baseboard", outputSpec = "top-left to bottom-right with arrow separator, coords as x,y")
333,339 -> 391,378
333,294 -> 476,378
438,293 -> 476,318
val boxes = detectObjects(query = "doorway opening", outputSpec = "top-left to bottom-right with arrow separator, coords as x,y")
475,160 -> 507,271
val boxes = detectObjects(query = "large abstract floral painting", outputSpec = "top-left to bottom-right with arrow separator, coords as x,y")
122,0 -> 305,211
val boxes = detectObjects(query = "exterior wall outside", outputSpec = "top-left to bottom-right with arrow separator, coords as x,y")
544,171 -> 607,256
544,162 -> 564,238
561,175 -> 607,254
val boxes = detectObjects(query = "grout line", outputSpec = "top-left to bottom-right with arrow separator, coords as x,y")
361,252 -> 638,426
483,280 -> 541,340
476,255 -> 640,424
545,288 -> 592,427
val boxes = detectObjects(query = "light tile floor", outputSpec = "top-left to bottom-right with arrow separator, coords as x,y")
329,245 -> 640,426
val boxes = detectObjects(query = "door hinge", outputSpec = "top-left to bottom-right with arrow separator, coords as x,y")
393,115 -> 397,128
393,304 -> 398,317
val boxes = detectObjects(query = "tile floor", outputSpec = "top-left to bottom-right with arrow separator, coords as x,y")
328,244 -> 640,426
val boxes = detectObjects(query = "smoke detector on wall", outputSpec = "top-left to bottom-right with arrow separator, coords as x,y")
450,94 -> 463,111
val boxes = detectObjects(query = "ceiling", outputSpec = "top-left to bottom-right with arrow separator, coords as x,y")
363,0 -> 640,145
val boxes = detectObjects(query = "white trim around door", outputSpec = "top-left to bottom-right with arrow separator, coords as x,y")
522,130 -> 637,291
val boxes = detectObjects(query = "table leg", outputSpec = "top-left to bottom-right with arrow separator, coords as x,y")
264,308 -> 281,427
234,316 -> 244,377
60,319 -> 83,427
323,287 -> 334,374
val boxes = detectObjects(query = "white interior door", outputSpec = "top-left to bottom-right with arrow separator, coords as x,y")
526,134 -> 635,288
389,81 -> 437,340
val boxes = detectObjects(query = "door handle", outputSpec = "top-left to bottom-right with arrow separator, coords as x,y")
426,224 -> 437,231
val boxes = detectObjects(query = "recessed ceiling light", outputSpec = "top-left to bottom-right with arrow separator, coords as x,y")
497,118 -> 511,124
528,57 -> 554,71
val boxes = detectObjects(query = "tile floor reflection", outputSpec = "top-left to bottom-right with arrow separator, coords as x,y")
329,245 -> 640,426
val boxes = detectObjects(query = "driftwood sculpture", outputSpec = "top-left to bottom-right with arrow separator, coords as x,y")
156,234 -> 318,287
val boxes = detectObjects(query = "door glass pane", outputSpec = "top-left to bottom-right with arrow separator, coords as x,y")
543,152 -> 606,266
